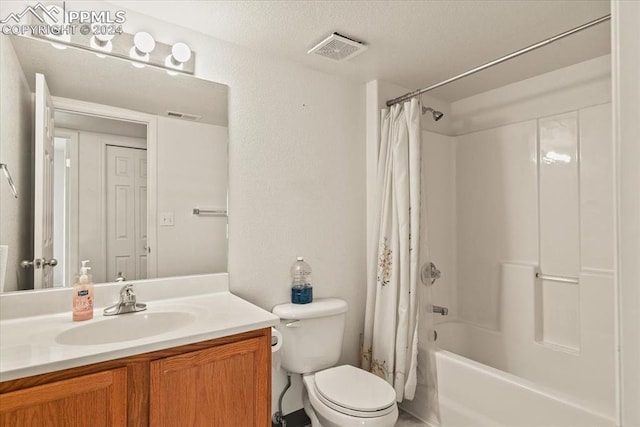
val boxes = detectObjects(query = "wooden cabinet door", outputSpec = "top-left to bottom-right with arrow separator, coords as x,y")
0,368 -> 127,427
150,336 -> 270,427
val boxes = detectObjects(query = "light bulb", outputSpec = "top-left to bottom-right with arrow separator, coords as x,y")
90,31 -> 114,53
165,42 -> 192,71
130,32 -> 155,65
171,42 -> 191,64
133,32 -> 155,55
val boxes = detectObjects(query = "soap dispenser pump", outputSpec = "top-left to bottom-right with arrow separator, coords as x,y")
73,260 -> 94,321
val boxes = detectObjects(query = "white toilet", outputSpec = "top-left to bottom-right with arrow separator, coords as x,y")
272,298 -> 398,427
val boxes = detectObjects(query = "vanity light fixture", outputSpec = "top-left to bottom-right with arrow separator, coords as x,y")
26,26 -> 195,74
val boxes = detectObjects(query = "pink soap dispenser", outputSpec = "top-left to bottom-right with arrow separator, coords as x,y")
73,260 -> 94,321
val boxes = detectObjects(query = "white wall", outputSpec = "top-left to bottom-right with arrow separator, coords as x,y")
0,36 -> 33,292
156,117 -> 228,277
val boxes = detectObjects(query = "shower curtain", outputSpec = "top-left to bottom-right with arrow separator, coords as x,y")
362,98 -> 422,401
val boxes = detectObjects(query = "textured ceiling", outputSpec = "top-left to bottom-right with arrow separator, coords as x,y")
110,0 -> 611,101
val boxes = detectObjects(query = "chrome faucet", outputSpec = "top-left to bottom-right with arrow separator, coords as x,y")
103,284 -> 147,316
432,305 -> 449,316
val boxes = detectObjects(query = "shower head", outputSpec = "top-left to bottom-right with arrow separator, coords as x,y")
422,106 -> 444,122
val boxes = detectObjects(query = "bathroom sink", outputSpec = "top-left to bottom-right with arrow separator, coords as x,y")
55,311 -> 196,346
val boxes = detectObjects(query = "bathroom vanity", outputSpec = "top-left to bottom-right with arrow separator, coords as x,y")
0,274 -> 278,426
1,329 -> 270,426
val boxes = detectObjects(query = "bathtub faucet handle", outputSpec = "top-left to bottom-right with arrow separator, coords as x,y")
432,305 -> 448,316
422,262 -> 442,285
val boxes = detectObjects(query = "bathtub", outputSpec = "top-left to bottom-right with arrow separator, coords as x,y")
430,321 -> 615,427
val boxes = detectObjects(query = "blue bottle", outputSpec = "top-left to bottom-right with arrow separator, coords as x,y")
291,257 -> 313,304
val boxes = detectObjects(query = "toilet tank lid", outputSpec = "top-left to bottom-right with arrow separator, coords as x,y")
272,298 -> 348,319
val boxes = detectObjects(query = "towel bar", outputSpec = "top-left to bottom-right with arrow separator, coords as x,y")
535,272 -> 578,284
192,208 -> 227,216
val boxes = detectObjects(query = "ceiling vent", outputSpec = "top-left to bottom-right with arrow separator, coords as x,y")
166,111 -> 201,121
308,32 -> 368,62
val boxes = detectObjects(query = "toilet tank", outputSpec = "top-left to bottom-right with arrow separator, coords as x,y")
272,298 -> 348,374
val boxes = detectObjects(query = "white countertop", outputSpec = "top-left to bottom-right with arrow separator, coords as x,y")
0,274 -> 279,382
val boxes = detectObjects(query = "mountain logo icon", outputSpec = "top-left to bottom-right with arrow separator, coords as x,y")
1,2 -> 60,24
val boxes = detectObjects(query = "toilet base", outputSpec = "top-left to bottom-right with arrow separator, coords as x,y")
302,384 -> 322,427
302,373 -> 398,427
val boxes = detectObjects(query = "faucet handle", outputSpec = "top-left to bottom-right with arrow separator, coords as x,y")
104,284 -> 146,316
119,284 -> 136,304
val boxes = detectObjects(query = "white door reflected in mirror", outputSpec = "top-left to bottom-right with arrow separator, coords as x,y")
106,145 -> 148,282
33,73 -> 56,289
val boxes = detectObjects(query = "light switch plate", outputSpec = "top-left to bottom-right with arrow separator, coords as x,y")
159,212 -> 174,226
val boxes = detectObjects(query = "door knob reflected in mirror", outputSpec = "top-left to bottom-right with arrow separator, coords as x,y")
20,260 -> 38,269
20,258 -> 58,269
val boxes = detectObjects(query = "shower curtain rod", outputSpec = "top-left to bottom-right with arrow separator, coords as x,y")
386,14 -> 611,107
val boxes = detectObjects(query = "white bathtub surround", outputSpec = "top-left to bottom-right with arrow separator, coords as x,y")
435,265 -> 615,419
452,102 -> 615,418
363,98 -> 424,402
0,273 -> 279,381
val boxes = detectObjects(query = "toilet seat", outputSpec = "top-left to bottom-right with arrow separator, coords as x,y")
312,365 -> 396,418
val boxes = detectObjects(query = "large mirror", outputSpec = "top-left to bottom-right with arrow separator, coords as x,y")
0,34 -> 229,292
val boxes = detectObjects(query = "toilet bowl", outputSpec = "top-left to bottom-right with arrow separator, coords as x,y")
271,299 -> 398,427
302,365 -> 398,427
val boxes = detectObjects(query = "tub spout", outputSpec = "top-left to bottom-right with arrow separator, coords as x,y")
432,305 -> 448,316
